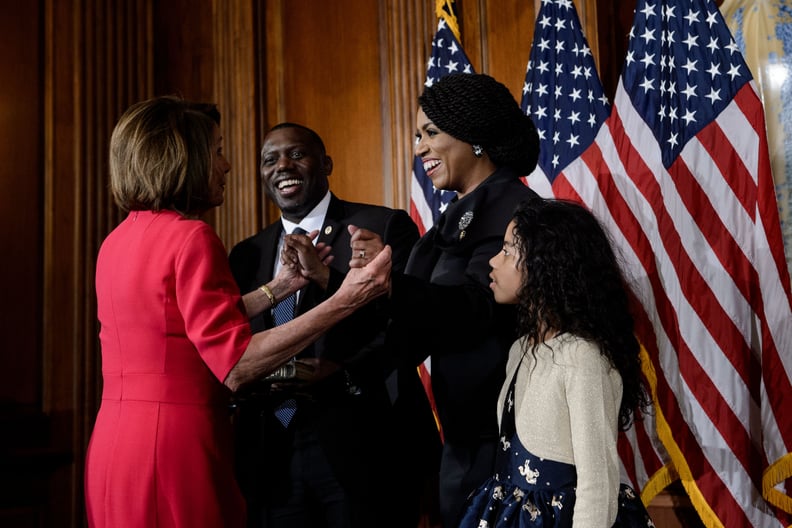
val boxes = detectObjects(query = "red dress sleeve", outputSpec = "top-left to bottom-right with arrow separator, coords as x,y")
174,223 -> 251,383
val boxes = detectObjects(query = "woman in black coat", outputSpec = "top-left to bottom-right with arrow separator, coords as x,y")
350,72 -> 541,528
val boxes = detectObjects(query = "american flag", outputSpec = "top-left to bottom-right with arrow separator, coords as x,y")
410,0 -> 475,442
523,0 -> 792,525
522,0 -> 672,503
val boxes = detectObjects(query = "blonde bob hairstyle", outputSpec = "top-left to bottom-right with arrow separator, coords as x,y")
109,95 -> 221,215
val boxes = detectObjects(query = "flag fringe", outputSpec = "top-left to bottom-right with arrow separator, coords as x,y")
639,343 -> 724,528
763,452 -> 792,514
638,464 -> 676,507
635,344 -> 676,505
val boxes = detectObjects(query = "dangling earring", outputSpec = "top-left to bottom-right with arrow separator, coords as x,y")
472,144 -> 483,158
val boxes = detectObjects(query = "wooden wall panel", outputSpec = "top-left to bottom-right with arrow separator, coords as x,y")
457,0 -> 625,103
594,0 -> 636,99
262,0 -> 386,222
480,0 -> 538,94
380,0 -> 435,210
0,0 -> 49,523
456,0 -> 538,97
0,0 -> 42,407
42,1 -> 156,525
153,0 -> 213,101
210,0 -> 262,248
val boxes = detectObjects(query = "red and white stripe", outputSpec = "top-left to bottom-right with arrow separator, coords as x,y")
542,77 -> 792,526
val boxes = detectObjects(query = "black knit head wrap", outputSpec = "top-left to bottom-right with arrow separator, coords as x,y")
418,73 -> 540,175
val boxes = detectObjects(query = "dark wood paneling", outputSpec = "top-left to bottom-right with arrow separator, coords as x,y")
153,0 -> 213,101
380,0 -> 435,210
0,0 -> 42,407
211,0 -> 263,248
481,0 -> 537,94
264,0 -> 384,212
595,0 -> 636,99
456,0 -> 538,101
42,1 -> 156,525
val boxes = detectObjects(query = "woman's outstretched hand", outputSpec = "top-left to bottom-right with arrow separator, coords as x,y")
335,244 -> 391,307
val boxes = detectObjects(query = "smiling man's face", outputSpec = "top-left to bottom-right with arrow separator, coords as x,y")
259,126 -> 332,222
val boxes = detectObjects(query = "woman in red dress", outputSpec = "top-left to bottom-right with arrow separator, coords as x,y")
84,96 -> 392,528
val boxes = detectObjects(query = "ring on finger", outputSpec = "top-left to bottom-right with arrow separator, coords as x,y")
359,249 -> 366,259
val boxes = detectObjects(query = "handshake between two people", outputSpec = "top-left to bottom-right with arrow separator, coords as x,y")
264,225 -> 391,388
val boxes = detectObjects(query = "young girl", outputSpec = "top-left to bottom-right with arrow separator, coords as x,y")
458,197 -> 654,527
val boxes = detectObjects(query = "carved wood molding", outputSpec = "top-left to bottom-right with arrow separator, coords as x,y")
379,0 -> 435,212
211,0 -> 263,248
44,0 -> 154,524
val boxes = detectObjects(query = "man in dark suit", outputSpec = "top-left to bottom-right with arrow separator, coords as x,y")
228,122 -> 420,528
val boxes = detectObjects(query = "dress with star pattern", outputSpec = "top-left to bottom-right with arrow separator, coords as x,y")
457,357 -> 654,528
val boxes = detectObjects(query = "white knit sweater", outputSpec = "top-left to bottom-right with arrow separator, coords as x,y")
498,333 -> 623,527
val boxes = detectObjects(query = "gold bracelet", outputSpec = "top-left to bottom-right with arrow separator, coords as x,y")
259,284 -> 277,307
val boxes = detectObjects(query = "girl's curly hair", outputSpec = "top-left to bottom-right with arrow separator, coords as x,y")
511,197 -> 652,430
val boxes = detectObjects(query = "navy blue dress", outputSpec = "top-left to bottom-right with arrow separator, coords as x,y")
458,366 -> 654,527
